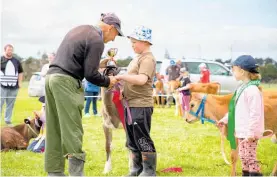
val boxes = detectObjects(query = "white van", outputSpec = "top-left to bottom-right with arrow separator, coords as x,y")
28,72 -> 45,97
156,58 -> 240,94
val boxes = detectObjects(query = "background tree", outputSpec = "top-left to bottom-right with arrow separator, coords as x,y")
264,57 -> 274,65
13,53 -> 23,62
116,57 -> 133,67
255,58 -> 264,66
215,58 -> 224,64
259,64 -> 277,82
41,52 -> 48,60
225,59 -> 232,63
22,56 -> 48,80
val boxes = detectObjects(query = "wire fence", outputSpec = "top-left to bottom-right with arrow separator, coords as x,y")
0,94 -> 176,99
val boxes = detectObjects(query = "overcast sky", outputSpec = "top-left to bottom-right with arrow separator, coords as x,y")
1,0 -> 277,61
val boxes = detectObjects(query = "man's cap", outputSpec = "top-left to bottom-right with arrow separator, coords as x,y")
198,63 -> 207,68
170,60 -> 176,66
101,13 -> 124,36
232,55 -> 259,73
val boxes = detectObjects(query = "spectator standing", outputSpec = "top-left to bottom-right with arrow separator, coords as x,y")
0,44 -> 23,126
84,79 -> 100,117
199,63 -> 210,83
165,60 -> 180,81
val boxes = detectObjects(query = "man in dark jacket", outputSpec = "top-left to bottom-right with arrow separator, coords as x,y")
44,13 -> 123,176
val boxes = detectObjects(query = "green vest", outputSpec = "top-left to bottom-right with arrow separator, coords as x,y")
227,80 -> 261,150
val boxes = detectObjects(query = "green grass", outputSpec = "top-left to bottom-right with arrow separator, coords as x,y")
1,82 -> 276,176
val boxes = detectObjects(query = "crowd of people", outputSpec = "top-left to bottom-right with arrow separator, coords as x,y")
1,12 -> 265,177
152,59 -> 211,114
162,59 -> 210,84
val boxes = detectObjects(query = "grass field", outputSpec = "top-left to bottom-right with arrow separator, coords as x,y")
0,82 -> 276,176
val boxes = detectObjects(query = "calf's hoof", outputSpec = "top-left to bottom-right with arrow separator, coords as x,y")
103,160 -> 112,174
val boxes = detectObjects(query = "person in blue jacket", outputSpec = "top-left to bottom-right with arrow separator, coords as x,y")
84,79 -> 100,117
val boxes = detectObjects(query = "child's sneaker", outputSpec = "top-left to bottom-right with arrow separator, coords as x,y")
83,113 -> 90,118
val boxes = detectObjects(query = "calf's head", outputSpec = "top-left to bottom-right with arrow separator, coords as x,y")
24,117 -> 42,139
184,93 -> 204,123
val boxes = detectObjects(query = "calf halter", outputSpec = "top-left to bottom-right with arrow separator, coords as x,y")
103,60 -> 121,76
24,118 -> 41,136
189,95 -> 216,124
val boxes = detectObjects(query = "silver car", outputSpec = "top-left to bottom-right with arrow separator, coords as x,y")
157,59 -> 240,94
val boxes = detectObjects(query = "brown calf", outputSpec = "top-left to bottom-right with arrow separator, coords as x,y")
100,58 -> 125,174
1,118 -> 41,151
189,82 -> 221,94
166,80 -> 181,114
153,75 -> 166,107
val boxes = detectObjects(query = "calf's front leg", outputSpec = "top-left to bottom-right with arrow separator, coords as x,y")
103,125 -> 113,174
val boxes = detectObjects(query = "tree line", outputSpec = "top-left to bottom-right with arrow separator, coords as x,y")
11,52 -> 277,83
215,58 -> 277,83
13,53 -> 134,81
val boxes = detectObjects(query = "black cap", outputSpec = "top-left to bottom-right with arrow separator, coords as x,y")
101,13 -> 124,36
232,55 -> 259,73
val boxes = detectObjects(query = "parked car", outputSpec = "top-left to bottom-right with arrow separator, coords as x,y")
157,58 -> 240,94
28,72 -> 45,97
119,67 -> 127,75
224,63 -> 232,70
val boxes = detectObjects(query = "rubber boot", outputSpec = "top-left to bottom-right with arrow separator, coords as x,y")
139,152 -> 157,176
48,172 -> 66,176
68,156 -> 85,176
126,151 -> 143,176
242,170 -> 250,176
